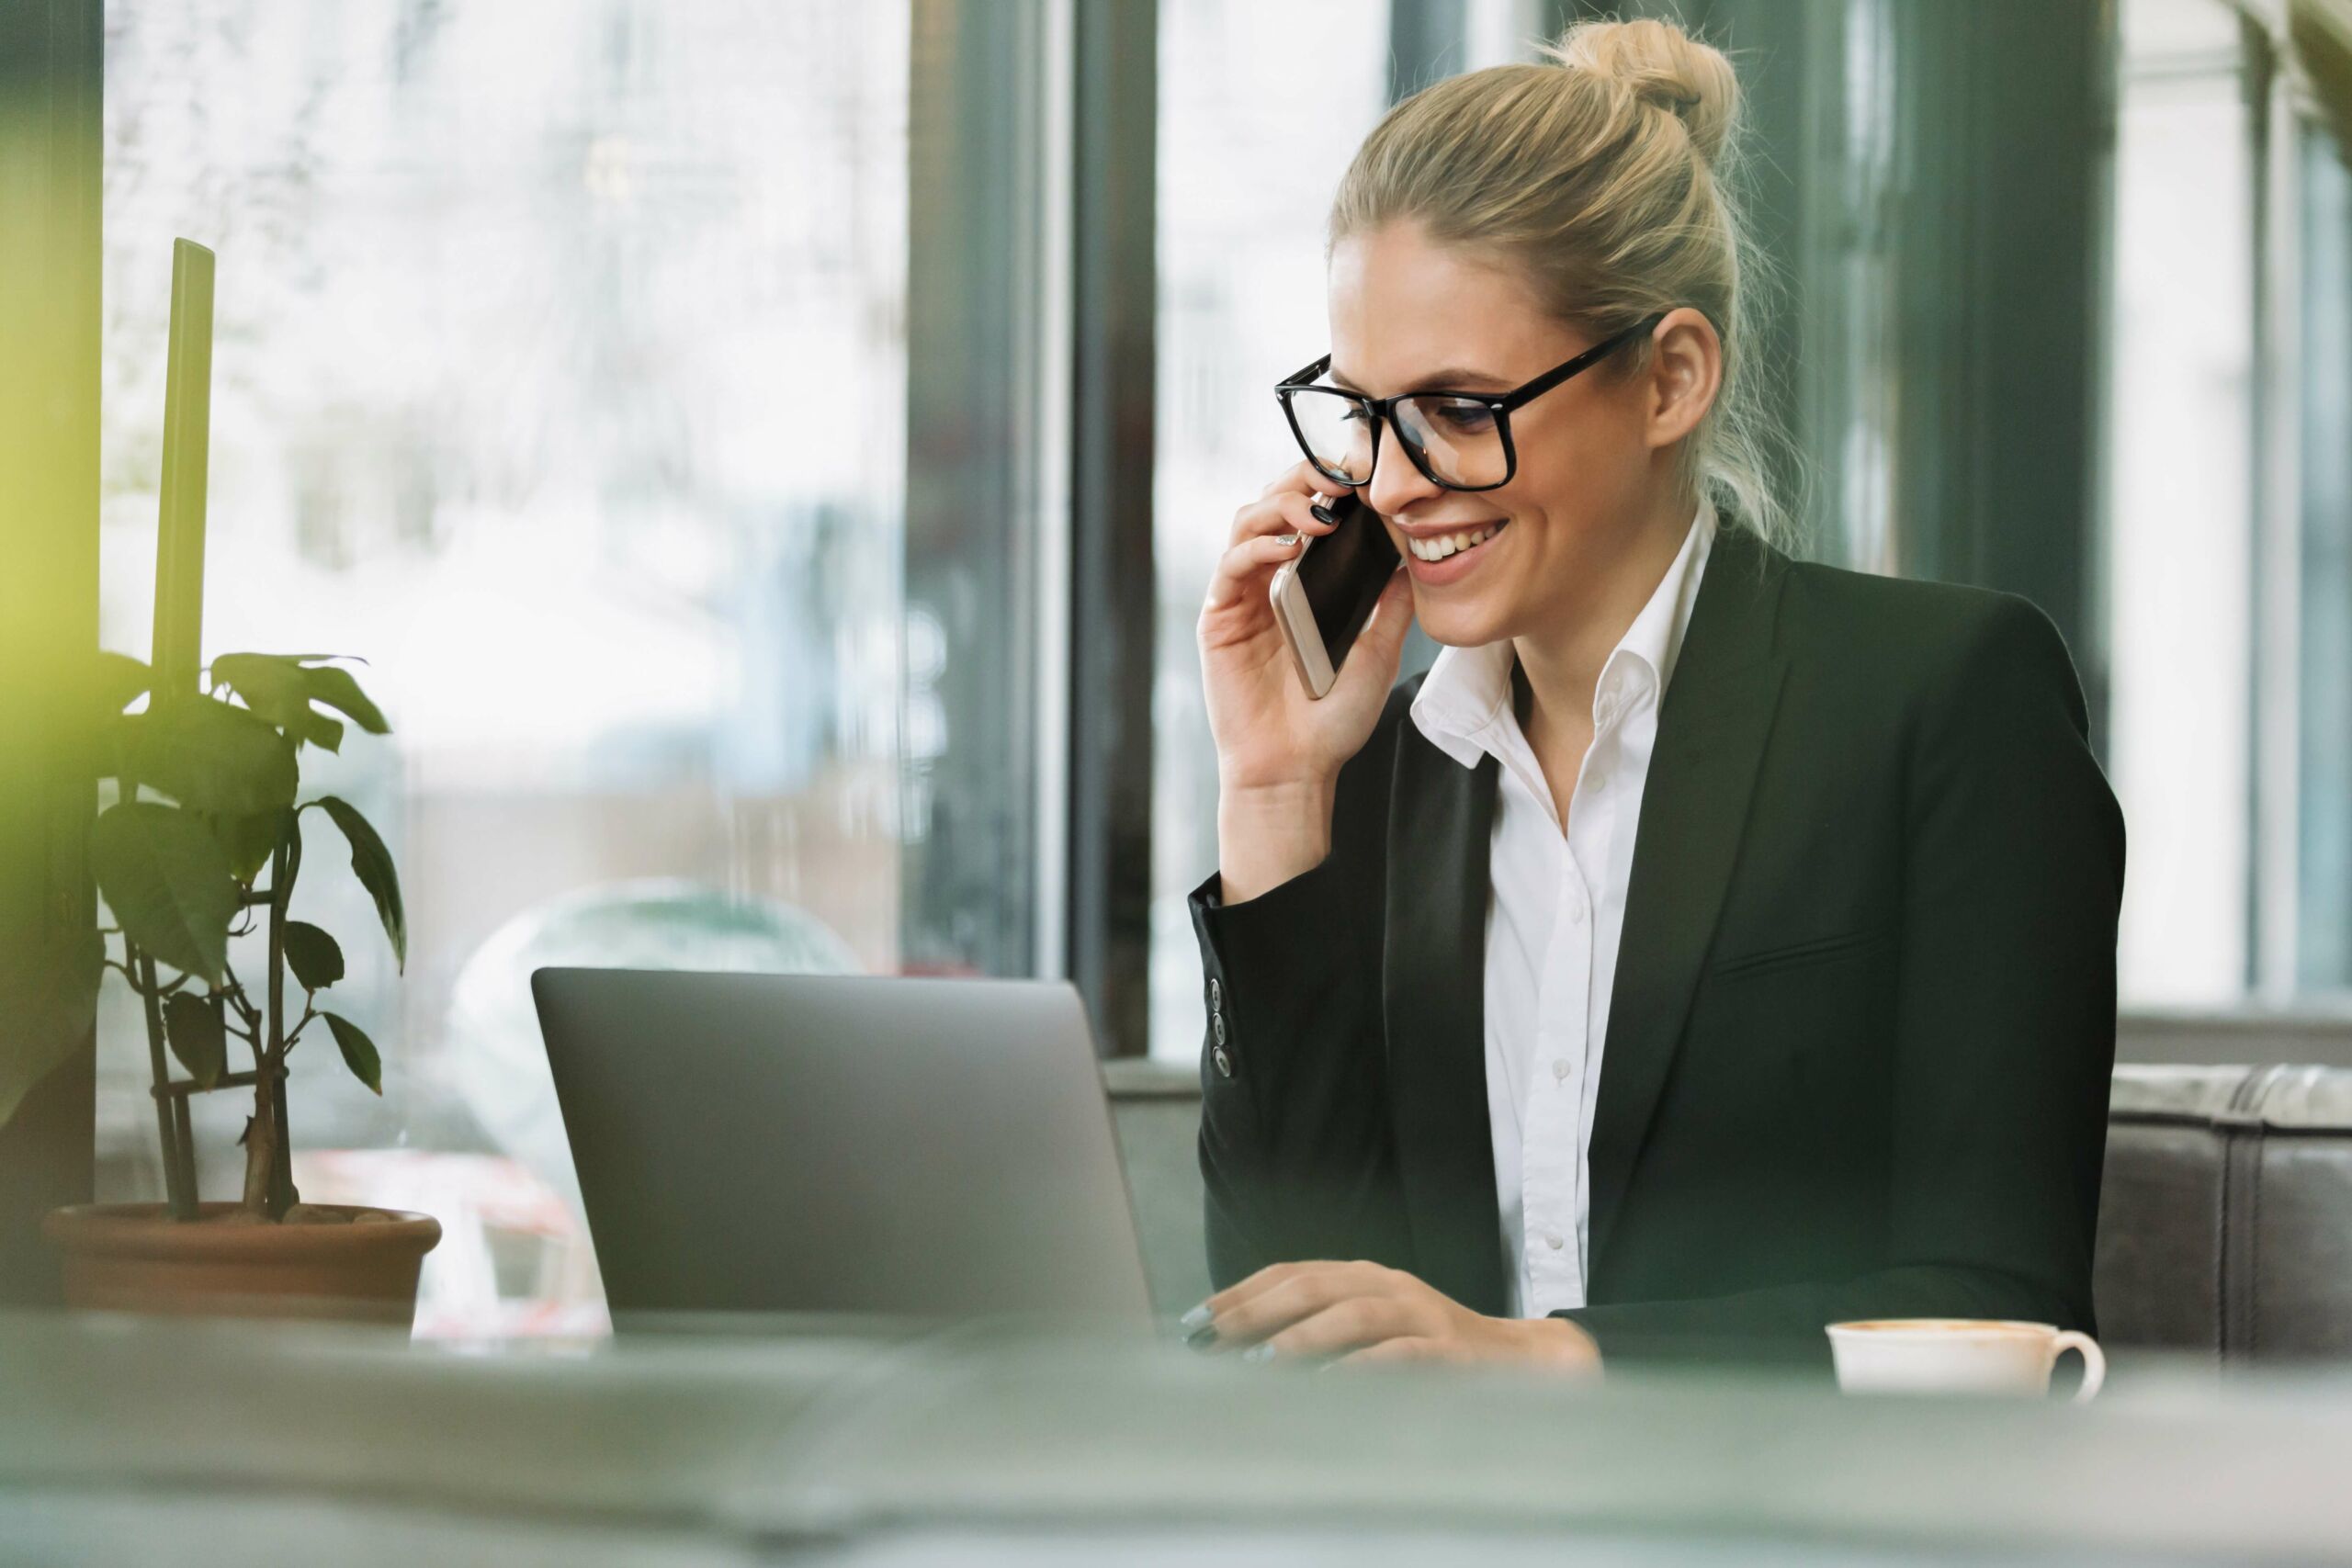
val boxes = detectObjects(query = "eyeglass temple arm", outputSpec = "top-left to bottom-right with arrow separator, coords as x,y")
1277,353 -> 1333,389
1493,314 -> 1668,412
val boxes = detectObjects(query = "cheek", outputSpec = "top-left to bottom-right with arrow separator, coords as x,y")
1511,389 -> 1643,497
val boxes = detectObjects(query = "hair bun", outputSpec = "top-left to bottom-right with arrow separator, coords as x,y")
1549,17 -> 1738,167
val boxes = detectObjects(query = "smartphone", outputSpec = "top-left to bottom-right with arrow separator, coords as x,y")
1269,491 -> 1401,700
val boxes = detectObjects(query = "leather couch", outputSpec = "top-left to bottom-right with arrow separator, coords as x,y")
1104,1058 -> 2352,1362
2100,1063 -> 2352,1360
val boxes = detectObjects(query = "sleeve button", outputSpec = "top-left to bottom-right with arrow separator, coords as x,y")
1213,1043 -> 1234,1078
1212,1010 -> 1227,1046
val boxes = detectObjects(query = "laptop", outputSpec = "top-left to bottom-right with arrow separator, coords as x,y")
532,968 -> 1157,1328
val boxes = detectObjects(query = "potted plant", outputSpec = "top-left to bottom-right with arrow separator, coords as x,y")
40,650 -> 440,1324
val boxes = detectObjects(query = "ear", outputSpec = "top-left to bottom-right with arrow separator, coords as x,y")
1642,307 -> 1723,452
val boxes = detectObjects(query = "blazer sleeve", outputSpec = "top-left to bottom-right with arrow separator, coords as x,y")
1192,687 -> 1417,1290
1556,596 -> 2126,1363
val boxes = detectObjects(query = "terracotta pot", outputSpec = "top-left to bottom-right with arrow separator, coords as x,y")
42,1202 -> 441,1326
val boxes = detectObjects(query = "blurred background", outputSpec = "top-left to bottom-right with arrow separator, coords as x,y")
6,0 -> 2352,1337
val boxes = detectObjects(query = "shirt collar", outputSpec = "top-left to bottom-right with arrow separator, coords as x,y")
1410,495 -> 1719,771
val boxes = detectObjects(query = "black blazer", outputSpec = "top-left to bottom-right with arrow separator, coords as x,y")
1189,522 -> 2126,1362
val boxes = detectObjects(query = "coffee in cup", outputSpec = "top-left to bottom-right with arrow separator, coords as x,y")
1825,1318 -> 2104,1401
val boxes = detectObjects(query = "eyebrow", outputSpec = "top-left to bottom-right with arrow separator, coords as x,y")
1328,364 -> 1515,397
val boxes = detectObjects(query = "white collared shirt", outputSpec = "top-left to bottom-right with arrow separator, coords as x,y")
1408,499 -> 1716,1317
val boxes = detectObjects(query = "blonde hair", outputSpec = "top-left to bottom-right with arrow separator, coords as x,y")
1329,16 -> 1801,553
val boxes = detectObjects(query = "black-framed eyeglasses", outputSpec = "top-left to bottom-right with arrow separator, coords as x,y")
1274,313 -> 1667,493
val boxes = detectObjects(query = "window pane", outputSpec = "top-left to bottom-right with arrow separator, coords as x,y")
2102,0 -> 2256,1006
99,0 -> 911,1337
2296,122 -> 2352,990
1149,0 -> 1394,1060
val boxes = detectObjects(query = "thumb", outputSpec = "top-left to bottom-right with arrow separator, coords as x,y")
1334,568 -> 1414,698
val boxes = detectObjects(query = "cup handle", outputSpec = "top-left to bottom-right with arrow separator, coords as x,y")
2052,1330 -> 2105,1403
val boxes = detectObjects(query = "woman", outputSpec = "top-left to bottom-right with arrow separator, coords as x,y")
1181,17 -> 2125,1371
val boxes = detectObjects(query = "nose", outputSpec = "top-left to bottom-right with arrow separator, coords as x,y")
1364,418 -> 1442,519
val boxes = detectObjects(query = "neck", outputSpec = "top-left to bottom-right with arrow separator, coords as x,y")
1510,487 -> 1698,739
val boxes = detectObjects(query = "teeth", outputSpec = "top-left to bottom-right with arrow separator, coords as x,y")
1408,522 -> 1503,563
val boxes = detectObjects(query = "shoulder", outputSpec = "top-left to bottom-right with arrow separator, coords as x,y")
1772,554 -> 2086,723
1778,552 -> 2066,660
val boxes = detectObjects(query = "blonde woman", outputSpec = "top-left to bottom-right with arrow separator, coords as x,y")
1182,17 -> 2124,1371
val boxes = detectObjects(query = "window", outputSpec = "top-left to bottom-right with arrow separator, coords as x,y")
1148,0 -> 1396,1060
100,0 -> 916,1336
2102,0 -> 2260,1006
2099,0 -> 2352,1008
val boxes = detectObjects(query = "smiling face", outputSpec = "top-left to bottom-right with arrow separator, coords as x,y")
1326,220 -> 1693,649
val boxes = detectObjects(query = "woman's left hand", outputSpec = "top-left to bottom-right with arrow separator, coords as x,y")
1189,1260 -> 1601,1372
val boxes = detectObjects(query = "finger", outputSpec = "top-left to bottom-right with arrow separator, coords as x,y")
1260,458 -> 1358,502
1201,530 -> 1309,614
1201,1257 -> 1380,1321
1212,1261 -> 1406,1347
1332,1336 -> 1460,1368
1329,567 -> 1414,700
1199,1260 -> 1320,1326
1227,488 -> 1341,551
1260,1295 -> 1424,1360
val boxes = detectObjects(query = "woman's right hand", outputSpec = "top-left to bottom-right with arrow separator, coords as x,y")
1199,461 -> 1414,903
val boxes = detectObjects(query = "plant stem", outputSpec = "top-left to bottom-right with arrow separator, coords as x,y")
130,942 -> 198,1222
238,840 -> 292,1217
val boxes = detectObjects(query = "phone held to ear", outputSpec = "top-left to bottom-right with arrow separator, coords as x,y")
1269,492 -> 1401,700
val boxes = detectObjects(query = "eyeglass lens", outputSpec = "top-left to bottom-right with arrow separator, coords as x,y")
1286,389 -> 1508,490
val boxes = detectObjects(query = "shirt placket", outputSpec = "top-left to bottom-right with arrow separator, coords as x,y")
1582,670 -> 1646,1268
1522,835 -> 1593,1315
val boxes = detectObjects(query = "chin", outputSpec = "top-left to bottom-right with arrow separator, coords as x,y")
1407,589 -> 1514,650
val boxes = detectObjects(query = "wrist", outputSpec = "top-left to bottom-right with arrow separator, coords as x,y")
1217,773 -> 1336,825
1216,775 -> 1336,906
1518,1314 -> 1602,1375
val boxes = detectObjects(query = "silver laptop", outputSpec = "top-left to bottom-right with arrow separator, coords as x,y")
532,968 -> 1155,1327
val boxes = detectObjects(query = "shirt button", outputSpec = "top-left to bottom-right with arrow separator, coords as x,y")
1568,899 -> 1586,926
1545,1234 -> 1565,1251
1552,1058 -> 1569,1082
1588,771 -> 1608,793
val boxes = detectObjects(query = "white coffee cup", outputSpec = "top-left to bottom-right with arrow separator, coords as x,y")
1826,1318 -> 2105,1402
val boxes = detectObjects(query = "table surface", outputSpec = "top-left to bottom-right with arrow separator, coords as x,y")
1,1311 -> 2346,1566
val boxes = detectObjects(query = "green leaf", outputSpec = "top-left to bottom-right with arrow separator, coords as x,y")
297,711 -> 345,753
92,651 -> 152,716
130,697 -> 299,817
208,652 -> 301,707
301,664 -> 390,736
281,920 -> 345,991
316,796 -> 405,971
215,808 -> 288,885
281,801 -> 305,905
89,802 -> 237,984
322,1011 -> 382,1095
163,991 -> 226,1089
0,929 -> 103,1130
209,653 -> 345,752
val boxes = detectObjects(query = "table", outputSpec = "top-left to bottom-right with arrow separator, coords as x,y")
0,1312 -> 2345,1564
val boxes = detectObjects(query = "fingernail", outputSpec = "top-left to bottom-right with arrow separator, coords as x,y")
1179,1303 -> 1213,1331
1241,1344 -> 1275,1364
1309,503 -> 1337,525
1186,1325 -> 1219,1350
1274,532 -> 1300,547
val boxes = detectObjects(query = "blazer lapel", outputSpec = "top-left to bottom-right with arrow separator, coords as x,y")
1586,525 -> 1792,1275
1382,729 -> 1508,1315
